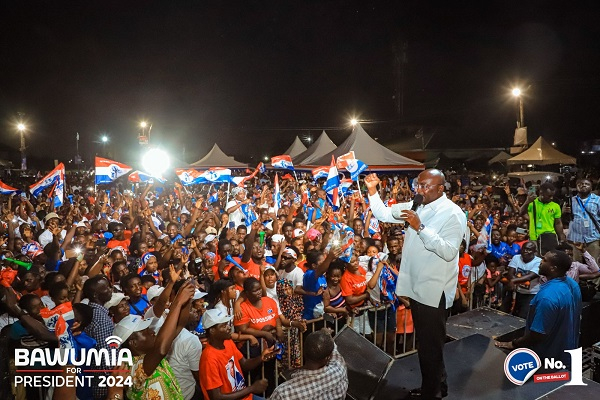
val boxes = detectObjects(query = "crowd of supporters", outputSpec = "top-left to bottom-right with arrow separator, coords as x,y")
0,166 -> 599,400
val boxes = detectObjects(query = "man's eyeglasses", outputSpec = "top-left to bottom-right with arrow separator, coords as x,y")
413,183 -> 442,190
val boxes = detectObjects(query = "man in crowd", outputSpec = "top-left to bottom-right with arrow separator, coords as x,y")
495,250 -> 582,368
366,169 -> 466,400
563,178 -> 600,264
270,329 -> 348,400
520,182 -> 566,255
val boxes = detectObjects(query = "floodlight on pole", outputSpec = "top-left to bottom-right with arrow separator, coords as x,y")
142,148 -> 170,179
511,87 -> 525,128
140,121 -> 147,128
350,118 -> 358,126
17,122 -> 26,170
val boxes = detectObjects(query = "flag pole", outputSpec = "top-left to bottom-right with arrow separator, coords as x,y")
226,182 -> 231,204
293,169 -> 298,181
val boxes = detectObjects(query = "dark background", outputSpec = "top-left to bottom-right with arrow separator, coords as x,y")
1,1 -> 599,168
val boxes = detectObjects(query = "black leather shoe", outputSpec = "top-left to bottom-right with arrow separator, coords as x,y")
408,387 -> 448,399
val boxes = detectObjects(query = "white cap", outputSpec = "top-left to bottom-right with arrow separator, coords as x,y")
202,308 -> 233,330
271,234 -> 285,243
293,228 -> 305,238
204,234 -> 217,244
113,314 -> 153,343
193,289 -> 209,300
146,285 -> 165,301
104,292 -> 129,309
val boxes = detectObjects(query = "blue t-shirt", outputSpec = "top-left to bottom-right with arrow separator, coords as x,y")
302,269 -> 327,320
526,277 -> 582,367
489,241 -> 510,260
507,243 -> 521,257
129,294 -> 151,316
74,332 -> 97,400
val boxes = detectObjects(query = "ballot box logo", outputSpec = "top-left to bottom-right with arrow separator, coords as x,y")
504,348 -> 541,385
504,348 -> 587,386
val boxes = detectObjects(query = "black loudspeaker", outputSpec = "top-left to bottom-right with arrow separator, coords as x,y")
446,306 -> 525,342
334,326 -> 393,400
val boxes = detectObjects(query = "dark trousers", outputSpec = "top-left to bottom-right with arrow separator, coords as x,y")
411,293 -> 449,400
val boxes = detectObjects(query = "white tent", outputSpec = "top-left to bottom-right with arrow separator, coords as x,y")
309,123 -> 424,171
294,131 -> 337,165
507,137 -> 576,165
283,136 -> 307,159
189,144 -> 248,169
488,151 -> 512,165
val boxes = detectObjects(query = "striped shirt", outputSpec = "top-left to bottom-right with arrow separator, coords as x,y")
567,194 -> 600,244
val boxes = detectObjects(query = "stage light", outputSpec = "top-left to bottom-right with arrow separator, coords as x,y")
512,88 -> 521,97
350,118 -> 358,126
101,136 -> 108,143
142,148 -> 170,178
264,156 -> 269,161
17,123 -> 26,131
140,121 -> 147,128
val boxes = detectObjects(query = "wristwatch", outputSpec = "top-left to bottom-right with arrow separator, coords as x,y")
417,224 -> 426,235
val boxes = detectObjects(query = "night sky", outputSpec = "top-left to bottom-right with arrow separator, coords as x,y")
1,1 -> 599,168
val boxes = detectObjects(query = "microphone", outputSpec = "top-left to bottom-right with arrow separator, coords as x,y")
391,194 -> 423,228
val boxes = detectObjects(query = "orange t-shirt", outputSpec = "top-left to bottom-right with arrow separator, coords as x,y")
297,259 -> 307,273
340,267 -> 367,308
240,259 -> 261,280
106,233 -> 132,254
199,339 -> 251,400
234,297 -> 279,330
457,253 -> 472,294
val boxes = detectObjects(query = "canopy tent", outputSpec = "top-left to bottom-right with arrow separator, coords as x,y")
293,131 -> 337,164
507,137 -> 576,165
189,144 -> 248,169
283,136 -> 308,159
308,123 -> 424,171
488,151 -> 512,165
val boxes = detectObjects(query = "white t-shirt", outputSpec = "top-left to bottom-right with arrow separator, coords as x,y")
166,328 -> 202,400
226,200 -> 246,229
38,229 -> 66,248
509,255 -> 542,294
279,266 -> 304,289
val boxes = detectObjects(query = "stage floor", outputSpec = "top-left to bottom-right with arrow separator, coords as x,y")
373,334 -> 571,400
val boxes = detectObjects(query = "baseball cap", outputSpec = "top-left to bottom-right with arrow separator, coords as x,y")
43,212 -> 60,224
146,285 -> 165,301
104,292 -> 129,309
231,187 -> 247,197
204,234 -> 217,244
271,234 -> 285,243
305,228 -> 322,241
202,308 -> 233,330
113,314 -> 153,343
193,289 -> 209,300
205,227 -> 218,235
293,228 -> 305,238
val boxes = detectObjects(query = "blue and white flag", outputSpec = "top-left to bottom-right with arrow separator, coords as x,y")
95,157 -> 132,185
346,159 -> 368,181
273,173 -> 281,217
128,170 -> 166,184
379,265 -> 400,310
241,203 -> 258,226
271,155 -> 294,171
477,214 -> 494,252
198,167 -> 234,184
0,180 -> 19,195
30,163 -> 65,208
324,156 -> 340,210
208,190 -> 219,204
339,179 -> 353,196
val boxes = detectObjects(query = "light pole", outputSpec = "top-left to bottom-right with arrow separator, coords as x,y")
512,88 -> 524,128
17,123 -> 26,170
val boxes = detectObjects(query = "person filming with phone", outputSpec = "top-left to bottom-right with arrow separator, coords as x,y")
365,169 -> 466,400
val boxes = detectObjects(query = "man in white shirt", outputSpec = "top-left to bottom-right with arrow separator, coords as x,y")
365,169 -> 466,400
38,212 -> 65,248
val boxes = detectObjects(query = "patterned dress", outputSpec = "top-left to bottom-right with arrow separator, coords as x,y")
127,356 -> 183,400
276,279 -> 304,369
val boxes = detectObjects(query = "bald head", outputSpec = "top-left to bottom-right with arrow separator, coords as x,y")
416,169 -> 446,204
